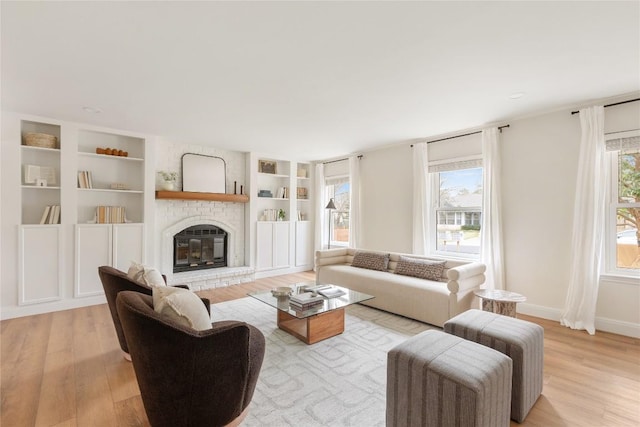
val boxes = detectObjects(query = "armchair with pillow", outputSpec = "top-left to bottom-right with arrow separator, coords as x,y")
98,264 -> 211,360
116,290 -> 265,427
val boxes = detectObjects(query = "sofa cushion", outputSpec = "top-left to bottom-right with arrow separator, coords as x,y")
153,286 -> 211,331
128,261 -> 165,288
351,251 -> 390,271
395,256 -> 446,281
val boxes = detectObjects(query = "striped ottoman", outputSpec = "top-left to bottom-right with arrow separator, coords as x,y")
387,329 -> 512,427
444,309 -> 544,423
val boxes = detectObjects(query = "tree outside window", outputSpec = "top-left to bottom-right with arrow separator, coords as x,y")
615,149 -> 640,270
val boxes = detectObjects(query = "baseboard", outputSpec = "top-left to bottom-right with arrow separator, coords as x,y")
518,302 -> 640,338
255,265 -> 313,280
0,295 -> 107,320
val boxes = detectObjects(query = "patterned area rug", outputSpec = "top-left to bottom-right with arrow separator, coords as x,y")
210,297 -> 433,426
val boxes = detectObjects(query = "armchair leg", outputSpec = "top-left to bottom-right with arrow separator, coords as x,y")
224,406 -> 249,427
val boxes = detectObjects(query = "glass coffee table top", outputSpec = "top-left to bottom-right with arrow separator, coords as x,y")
248,281 -> 374,319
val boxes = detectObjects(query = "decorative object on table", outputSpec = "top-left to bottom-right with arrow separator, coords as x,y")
158,170 -> 177,191
277,209 -> 286,221
325,198 -> 336,249
96,147 -> 128,156
270,287 -> 292,297
23,132 -> 57,148
258,159 -> 277,174
181,153 -> 226,193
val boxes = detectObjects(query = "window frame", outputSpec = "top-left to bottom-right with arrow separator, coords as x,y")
428,156 -> 483,260
603,132 -> 640,281
325,174 -> 350,248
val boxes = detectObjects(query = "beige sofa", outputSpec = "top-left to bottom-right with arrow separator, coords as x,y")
315,248 -> 486,327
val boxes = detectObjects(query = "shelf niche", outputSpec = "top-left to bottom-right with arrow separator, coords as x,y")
155,191 -> 249,203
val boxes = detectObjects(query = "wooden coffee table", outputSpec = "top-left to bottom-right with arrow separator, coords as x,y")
248,282 -> 374,344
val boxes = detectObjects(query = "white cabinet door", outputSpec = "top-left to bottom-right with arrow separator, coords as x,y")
256,222 -> 274,270
295,221 -> 312,267
256,221 -> 290,271
75,224 -> 112,297
18,225 -> 62,305
113,223 -> 144,272
273,221 -> 290,268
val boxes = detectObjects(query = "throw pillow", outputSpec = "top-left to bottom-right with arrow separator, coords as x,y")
351,251 -> 390,271
395,256 -> 446,281
127,261 -> 166,288
153,286 -> 211,331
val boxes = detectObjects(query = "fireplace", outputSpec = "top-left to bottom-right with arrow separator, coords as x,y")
173,225 -> 227,273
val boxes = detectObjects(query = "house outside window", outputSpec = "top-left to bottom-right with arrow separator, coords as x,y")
326,176 -> 350,246
605,131 -> 640,277
430,160 -> 483,257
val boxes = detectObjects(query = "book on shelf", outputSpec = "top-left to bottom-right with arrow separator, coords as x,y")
96,206 -> 126,224
39,205 -> 51,224
77,171 -> 93,189
276,187 -> 289,199
41,205 -> 60,224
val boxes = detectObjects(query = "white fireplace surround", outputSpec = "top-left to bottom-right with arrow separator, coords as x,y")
161,216 -> 254,291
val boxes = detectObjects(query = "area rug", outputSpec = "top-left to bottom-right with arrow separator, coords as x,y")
210,297 -> 434,426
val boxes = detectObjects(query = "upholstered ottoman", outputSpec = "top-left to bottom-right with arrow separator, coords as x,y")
444,309 -> 544,423
387,329 -> 512,427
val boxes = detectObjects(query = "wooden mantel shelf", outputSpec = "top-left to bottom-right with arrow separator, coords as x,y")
155,191 -> 249,203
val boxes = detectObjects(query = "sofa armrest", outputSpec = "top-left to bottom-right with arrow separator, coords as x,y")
315,248 -> 350,267
446,262 -> 486,293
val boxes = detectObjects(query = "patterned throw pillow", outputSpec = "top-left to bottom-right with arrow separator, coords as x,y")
351,251 -> 390,271
395,256 -> 446,281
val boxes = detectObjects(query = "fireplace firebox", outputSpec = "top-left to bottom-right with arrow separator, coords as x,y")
174,225 -> 227,273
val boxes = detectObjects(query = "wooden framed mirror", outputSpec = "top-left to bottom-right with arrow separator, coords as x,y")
181,153 -> 226,193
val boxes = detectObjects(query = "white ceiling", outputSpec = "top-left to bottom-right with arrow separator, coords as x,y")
2,1 -> 639,161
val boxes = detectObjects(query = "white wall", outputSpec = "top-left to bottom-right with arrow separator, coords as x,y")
356,96 -> 640,336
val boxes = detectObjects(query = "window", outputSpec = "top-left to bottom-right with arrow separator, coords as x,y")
325,176 -> 350,246
430,160 -> 482,257
606,131 -> 640,276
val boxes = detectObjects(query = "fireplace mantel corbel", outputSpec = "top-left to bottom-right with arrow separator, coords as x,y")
155,191 -> 249,203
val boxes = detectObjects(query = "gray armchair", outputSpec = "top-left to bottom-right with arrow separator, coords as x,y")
116,291 -> 265,427
98,265 -> 211,360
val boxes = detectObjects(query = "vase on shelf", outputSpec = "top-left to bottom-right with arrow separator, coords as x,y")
161,181 -> 175,191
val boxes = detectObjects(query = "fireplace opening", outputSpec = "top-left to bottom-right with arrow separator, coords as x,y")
174,225 -> 227,273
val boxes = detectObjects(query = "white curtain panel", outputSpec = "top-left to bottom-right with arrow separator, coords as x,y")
560,106 -> 607,335
480,127 -> 505,291
314,163 -> 326,256
349,156 -> 361,248
412,142 -> 430,255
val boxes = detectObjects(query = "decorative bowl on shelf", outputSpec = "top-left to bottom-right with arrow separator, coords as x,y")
271,286 -> 292,297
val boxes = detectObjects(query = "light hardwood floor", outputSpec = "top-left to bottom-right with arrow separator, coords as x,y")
1,271 -> 639,426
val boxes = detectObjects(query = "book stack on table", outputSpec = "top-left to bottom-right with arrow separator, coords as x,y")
289,292 -> 324,311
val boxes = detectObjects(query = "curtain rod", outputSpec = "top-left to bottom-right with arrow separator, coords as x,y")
571,98 -> 640,115
323,154 -> 363,165
410,124 -> 510,147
